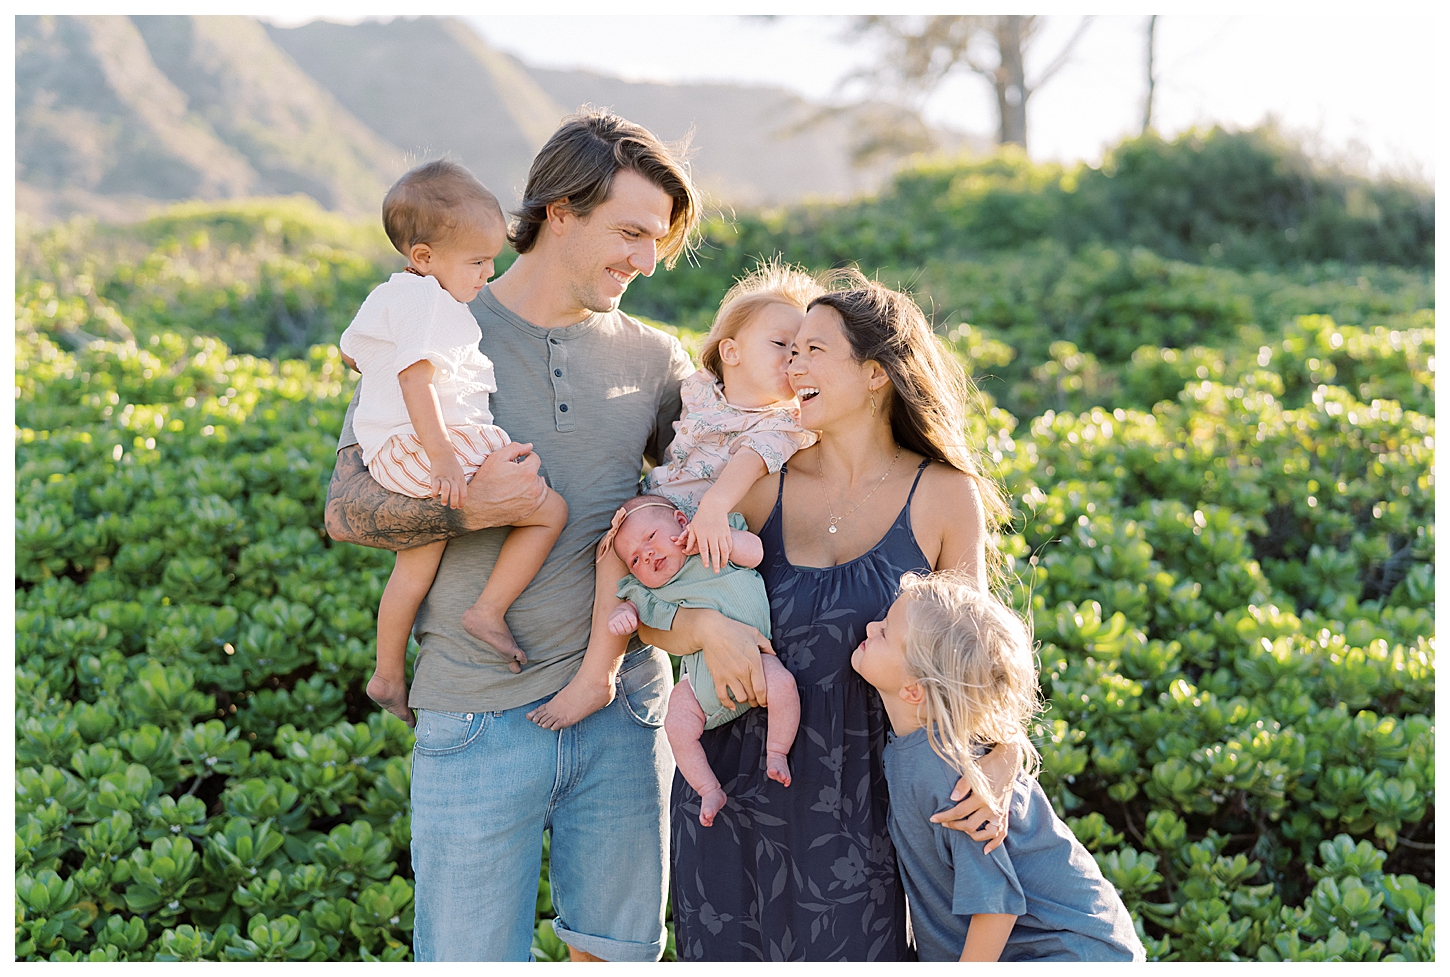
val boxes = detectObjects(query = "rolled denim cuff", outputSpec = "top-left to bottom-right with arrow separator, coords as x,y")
552,917 -> 665,962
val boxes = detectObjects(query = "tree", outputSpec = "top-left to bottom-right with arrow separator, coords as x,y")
1142,15 -> 1159,135
852,15 -> 1092,153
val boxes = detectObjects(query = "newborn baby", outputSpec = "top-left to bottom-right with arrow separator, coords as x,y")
603,495 -> 800,827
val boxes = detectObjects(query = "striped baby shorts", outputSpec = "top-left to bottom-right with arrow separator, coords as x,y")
367,424 -> 511,498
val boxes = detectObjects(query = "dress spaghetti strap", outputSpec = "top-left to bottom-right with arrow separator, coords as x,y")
905,458 -> 930,504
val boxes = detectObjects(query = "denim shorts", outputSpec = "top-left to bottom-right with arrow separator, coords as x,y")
410,646 -> 674,961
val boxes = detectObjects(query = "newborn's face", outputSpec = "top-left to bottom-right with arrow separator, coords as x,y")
614,507 -> 690,588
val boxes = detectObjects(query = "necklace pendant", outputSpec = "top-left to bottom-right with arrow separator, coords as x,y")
828,525 -> 838,534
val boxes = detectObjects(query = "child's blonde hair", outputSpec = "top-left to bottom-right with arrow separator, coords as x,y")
896,570 -> 1042,818
700,258 -> 828,379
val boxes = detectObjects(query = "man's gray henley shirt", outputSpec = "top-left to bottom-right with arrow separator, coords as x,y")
337,286 -> 694,712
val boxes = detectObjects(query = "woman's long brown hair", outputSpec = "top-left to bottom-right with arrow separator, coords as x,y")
809,271 -> 1012,586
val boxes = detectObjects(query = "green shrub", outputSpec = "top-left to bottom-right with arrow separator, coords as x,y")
15,172 -> 1433,961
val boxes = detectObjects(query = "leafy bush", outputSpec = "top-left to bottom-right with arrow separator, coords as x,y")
15,168 -> 1432,962
637,124 -> 1433,293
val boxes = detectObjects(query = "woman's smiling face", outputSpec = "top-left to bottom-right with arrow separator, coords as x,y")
789,304 -> 875,429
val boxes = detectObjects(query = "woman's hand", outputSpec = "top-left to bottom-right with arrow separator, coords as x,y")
638,607 -> 773,708
931,741 -> 1022,853
700,615 -> 774,708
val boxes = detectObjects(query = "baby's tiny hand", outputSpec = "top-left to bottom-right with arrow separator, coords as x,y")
608,601 -> 640,636
431,458 -> 469,509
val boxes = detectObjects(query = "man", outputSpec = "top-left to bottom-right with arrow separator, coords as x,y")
325,108 -> 768,961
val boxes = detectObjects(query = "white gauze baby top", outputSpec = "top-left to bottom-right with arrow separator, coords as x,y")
339,272 -> 499,465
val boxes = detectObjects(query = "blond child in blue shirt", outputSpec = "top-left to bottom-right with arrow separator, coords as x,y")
852,571 -> 1145,962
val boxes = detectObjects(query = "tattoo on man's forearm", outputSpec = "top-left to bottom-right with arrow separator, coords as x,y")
324,446 -> 469,551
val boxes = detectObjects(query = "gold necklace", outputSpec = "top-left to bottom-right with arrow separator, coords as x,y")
819,446 -> 903,535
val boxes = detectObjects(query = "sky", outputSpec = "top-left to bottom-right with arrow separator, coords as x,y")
459,13 -> 1435,181
262,4 -> 1437,183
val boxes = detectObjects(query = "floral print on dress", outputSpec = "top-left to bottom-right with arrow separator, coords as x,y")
643,369 -> 816,517
669,461 -> 934,962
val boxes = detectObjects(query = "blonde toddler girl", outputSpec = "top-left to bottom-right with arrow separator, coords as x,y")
526,260 -> 821,731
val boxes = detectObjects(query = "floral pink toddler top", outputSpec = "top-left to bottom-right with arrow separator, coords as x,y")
643,368 -> 817,518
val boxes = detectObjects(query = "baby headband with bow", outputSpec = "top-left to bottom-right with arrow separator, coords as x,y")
595,499 -> 679,563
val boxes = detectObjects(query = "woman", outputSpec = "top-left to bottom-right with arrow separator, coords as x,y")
639,272 -> 1016,961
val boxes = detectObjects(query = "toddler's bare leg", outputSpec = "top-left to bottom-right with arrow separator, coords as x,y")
527,544 -> 629,730
369,541 -> 446,727
762,656 -> 800,787
665,678 -> 728,827
462,486 -> 567,667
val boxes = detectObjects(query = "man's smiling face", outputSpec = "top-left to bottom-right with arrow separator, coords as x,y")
557,168 -> 674,316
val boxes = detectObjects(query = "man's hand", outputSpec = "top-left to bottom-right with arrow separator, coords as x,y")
461,442 -> 547,526
324,442 -> 547,551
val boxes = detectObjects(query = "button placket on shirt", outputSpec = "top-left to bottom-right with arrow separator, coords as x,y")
548,335 -> 575,433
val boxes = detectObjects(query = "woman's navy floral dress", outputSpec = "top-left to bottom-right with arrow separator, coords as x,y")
670,461 -> 931,961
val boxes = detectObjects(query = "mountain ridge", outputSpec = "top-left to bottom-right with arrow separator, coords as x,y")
17,14 -> 979,226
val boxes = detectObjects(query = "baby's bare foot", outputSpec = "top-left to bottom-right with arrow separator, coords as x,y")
766,751 -> 792,787
366,673 -> 415,727
462,605 -> 527,672
527,670 -> 616,730
699,788 -> 728,827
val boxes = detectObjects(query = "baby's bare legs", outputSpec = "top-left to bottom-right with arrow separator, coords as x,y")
665,678 -> 728,827
761,655 -> 800,787
369,541 -> 447,726
461,486 -> 568,667
527,546 -> 631,729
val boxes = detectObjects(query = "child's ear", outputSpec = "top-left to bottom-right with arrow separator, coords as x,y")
408,242 -> 433,270
719,338 -> 741,366
898,681 -> 925,706
675,509 -> 689,529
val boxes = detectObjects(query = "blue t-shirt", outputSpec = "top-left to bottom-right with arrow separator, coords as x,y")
883,728 -> 1145,962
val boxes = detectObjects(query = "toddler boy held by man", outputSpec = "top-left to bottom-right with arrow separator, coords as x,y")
339,160 -> 568,724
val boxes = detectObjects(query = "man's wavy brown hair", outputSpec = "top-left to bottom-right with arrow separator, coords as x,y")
509,107 -> 700,269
